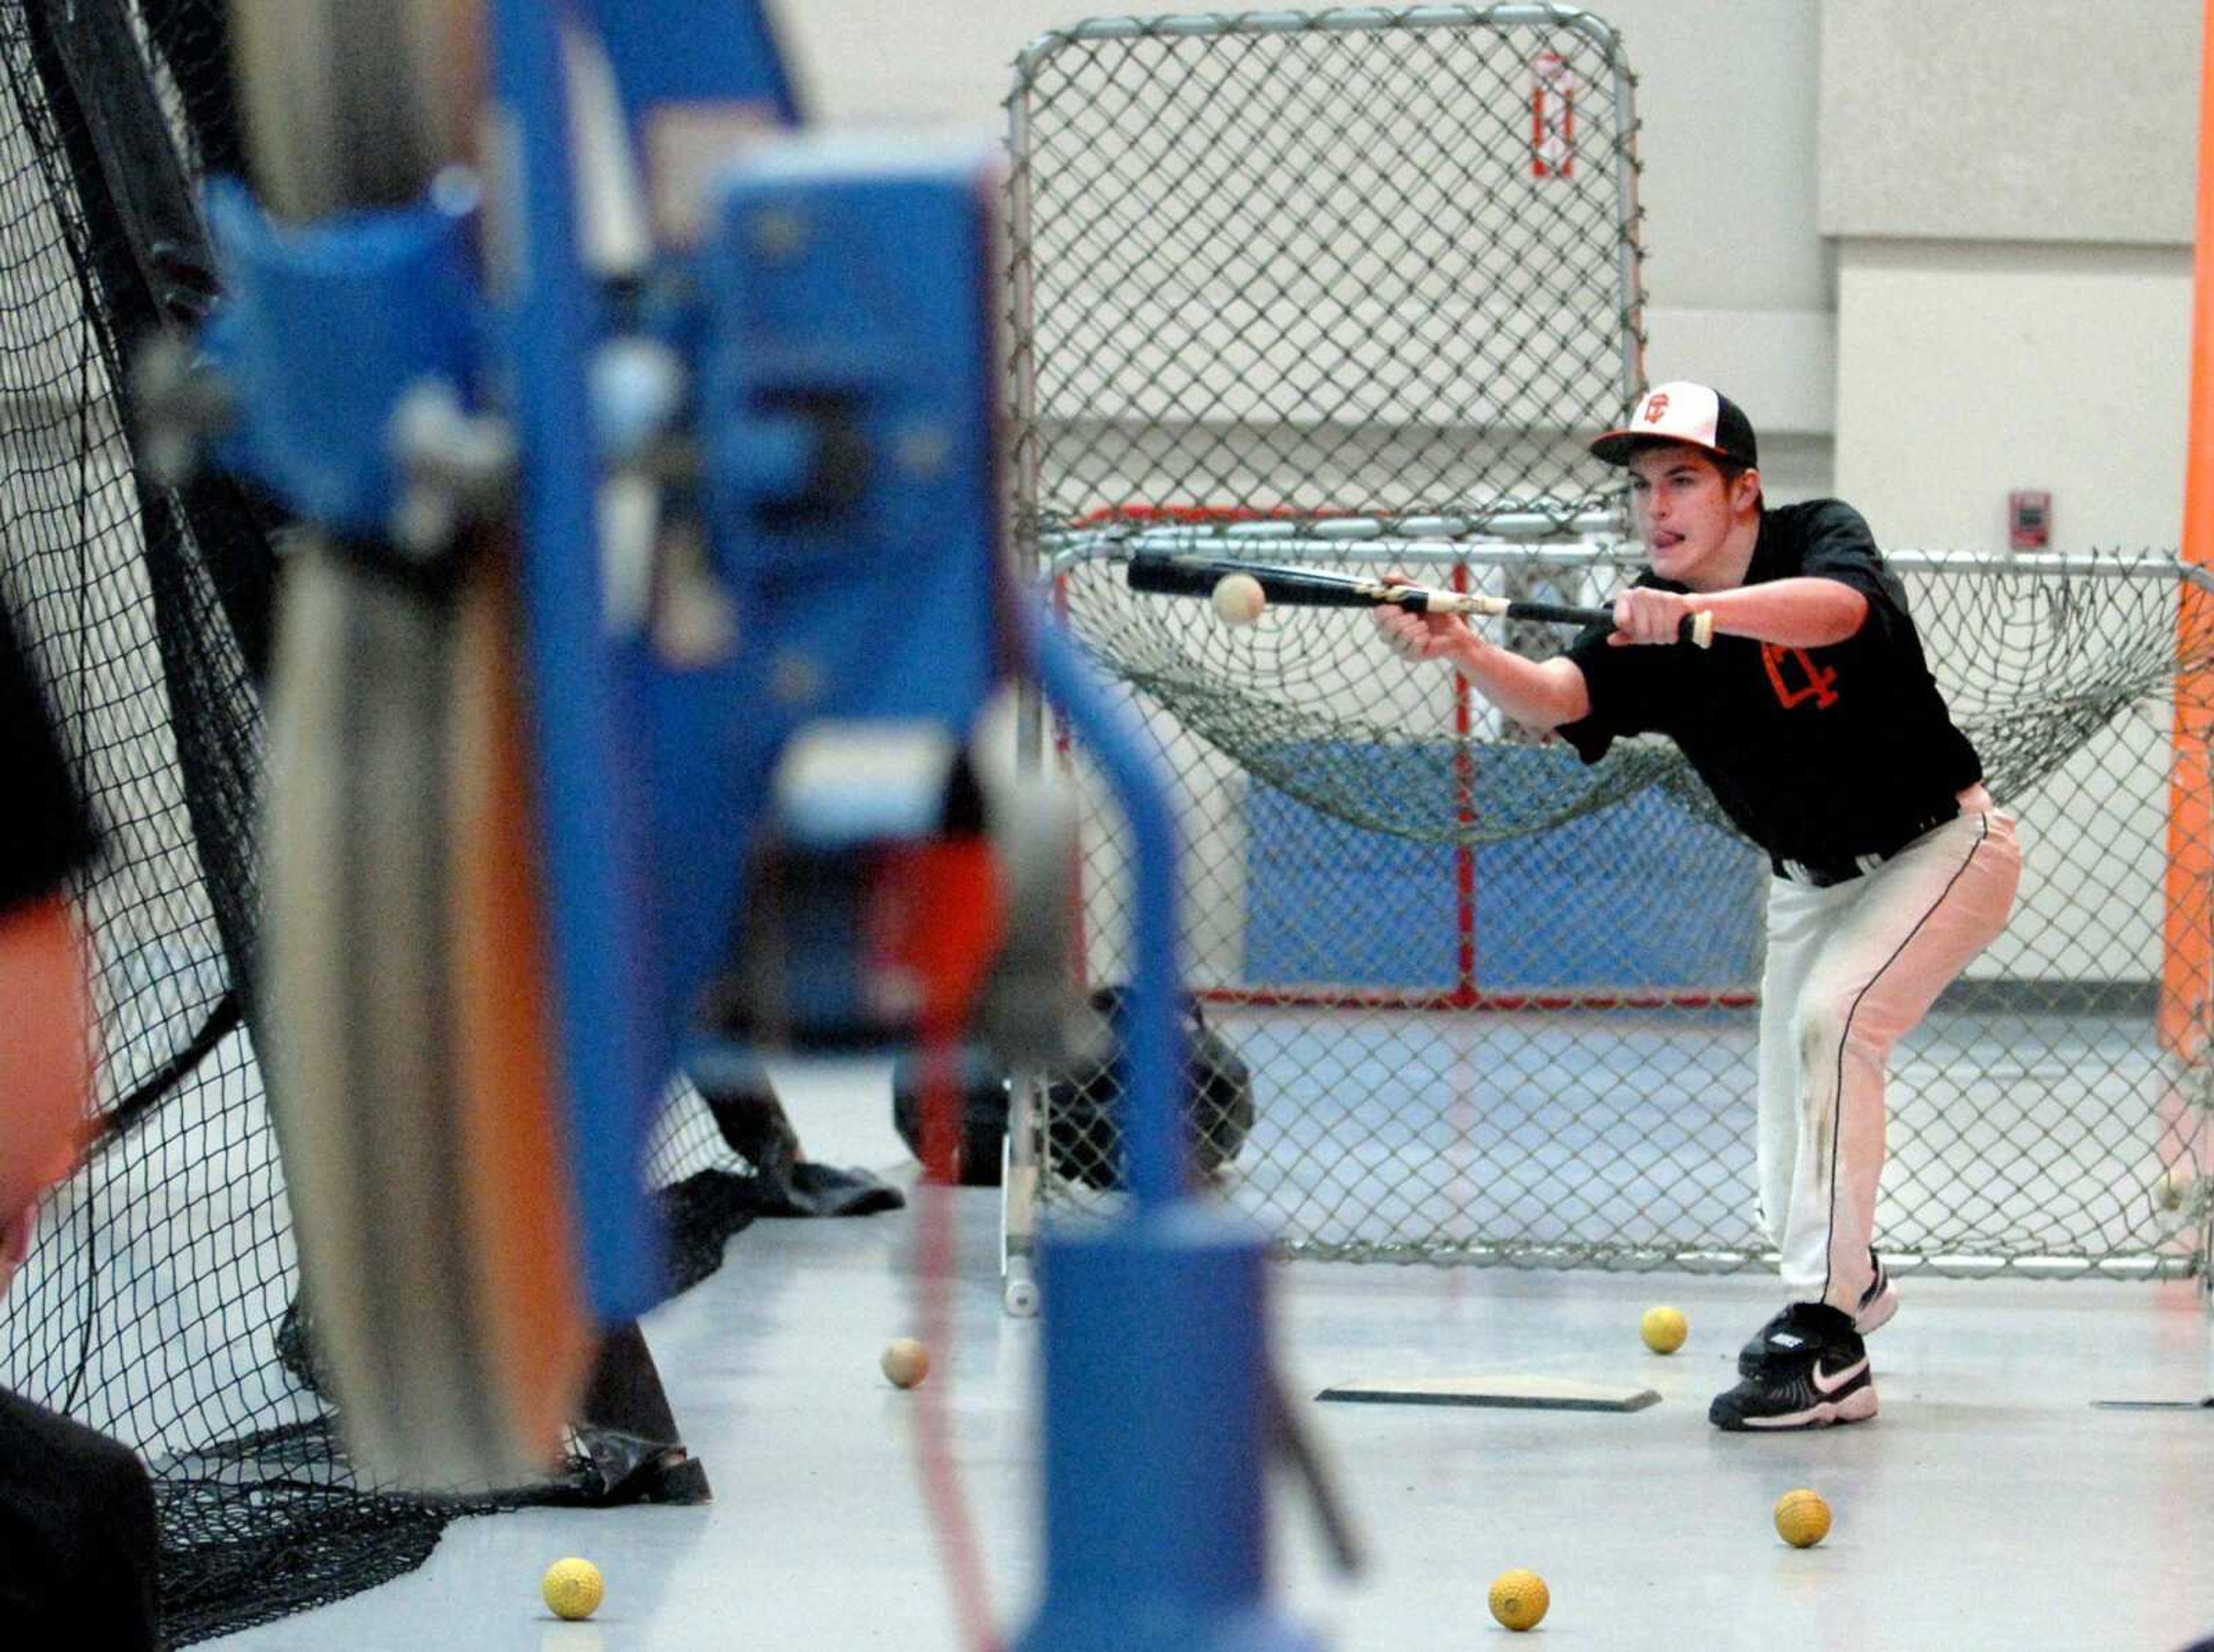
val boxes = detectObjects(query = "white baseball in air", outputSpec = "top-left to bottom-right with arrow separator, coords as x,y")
1211,572 -> 1267,628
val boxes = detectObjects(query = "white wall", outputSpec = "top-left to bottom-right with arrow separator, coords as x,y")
1821,0 -> 2199,550
1605,0 -> 1833,436
1820,0 -> 2201,246
1833,240 -> 2195,552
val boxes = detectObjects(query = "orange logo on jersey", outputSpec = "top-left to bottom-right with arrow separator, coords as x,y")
1641,392 -> 1670,424
1761,642 -> 1840,710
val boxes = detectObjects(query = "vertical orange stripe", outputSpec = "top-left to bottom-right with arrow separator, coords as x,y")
2159,0 -> 2214,1058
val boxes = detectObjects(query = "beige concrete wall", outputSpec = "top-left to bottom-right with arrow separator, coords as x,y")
1819,0 -> 2201,246
1833,240 -> 2193,553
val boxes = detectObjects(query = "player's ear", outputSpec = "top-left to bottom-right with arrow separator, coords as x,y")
1731,466 -> 1763,512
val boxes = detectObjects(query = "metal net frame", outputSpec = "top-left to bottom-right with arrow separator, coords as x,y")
1000,5 -> 2213,1285
1006,3 -> 1646,546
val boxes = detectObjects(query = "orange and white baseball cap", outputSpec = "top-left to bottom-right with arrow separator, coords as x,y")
1590,381 -> 1759,468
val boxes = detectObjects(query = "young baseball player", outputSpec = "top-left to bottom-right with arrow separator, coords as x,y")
0,604 -> 160,1645
1374,382 -> 2022,1430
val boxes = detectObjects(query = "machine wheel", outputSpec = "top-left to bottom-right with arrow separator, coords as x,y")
239,0 -> 593,1490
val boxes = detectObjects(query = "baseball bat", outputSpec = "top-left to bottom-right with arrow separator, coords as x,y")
1125,551 -> 1715,648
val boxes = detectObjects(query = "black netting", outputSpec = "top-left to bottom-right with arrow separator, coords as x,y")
0,4 -> 777,1642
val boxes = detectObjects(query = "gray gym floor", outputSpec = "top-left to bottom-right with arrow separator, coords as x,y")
207,1054 -> 2214,1652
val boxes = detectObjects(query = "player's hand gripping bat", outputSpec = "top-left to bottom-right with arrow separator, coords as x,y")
1125,550 -> 1716,648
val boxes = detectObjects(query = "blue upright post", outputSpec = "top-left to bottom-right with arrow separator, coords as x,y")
488,0 -> 667,1322
1018,624 -> 1318,1652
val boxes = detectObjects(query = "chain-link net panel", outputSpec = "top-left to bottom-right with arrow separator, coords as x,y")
1008,5 -> 1644,540
1035,548 -> 2213,1277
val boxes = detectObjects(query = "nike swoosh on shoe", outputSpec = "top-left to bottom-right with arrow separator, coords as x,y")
1810,1356 -> 1868,1396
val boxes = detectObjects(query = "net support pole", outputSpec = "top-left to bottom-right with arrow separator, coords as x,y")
1017,622 -> 1318,1652
494,0 -> 667,1321
2175,0 -> 2214,1416
2164,1 -> 2214,1064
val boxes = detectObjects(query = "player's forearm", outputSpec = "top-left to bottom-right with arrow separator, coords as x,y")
1693,578 -> 1867,648
1444,636 -> 1591,729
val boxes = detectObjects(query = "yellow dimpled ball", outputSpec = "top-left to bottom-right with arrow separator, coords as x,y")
1774,1488 -> 1832,1548
1640,1303 -> 1688,1354
542,1556 -> 604,1620
1487,1568 -> 1550,1631
881,1336 -> 931,1389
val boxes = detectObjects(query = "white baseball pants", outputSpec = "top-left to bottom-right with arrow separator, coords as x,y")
1756,792 -> 2023,1312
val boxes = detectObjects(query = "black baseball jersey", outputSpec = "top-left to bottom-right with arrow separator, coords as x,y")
1558,499 -> 1981,869
1,606 -> 100,918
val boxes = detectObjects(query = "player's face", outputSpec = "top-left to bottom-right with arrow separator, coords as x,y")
1626,446 -> 1752,585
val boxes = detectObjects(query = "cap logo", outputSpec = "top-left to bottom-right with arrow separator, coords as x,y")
1641,393 -> 1669,424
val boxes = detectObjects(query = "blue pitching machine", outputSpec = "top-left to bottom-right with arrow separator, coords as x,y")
139,1 -> 1334,1644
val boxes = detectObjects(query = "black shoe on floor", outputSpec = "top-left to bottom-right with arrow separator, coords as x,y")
1711,1302 -> 1877,1432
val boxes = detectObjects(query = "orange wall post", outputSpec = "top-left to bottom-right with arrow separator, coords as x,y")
2162,0 -> 2214,1060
